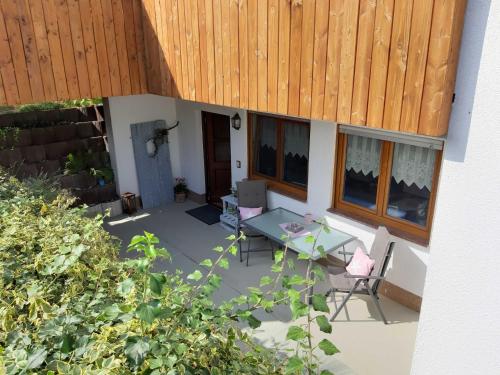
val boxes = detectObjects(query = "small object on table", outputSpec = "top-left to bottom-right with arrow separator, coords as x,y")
304,213 -> 314,225
279,222 -> 310,238
286,222 -> 304,233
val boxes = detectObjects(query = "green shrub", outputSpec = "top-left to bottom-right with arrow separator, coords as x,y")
0,127 -> 20,150
64,152 -> 90,175
14,98 -> 103,114
16,102 -> 65,113
0,171 -> 338,374
0,173 -> 285,374
90,167 -> 114,184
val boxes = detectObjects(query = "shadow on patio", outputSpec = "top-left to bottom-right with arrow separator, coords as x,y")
105,201 -> 419,375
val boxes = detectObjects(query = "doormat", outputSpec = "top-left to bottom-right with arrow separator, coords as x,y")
185,205 -> 222,225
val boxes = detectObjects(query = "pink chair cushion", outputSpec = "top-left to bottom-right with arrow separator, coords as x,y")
239,206 -> 263,220
346,247 -> 375,278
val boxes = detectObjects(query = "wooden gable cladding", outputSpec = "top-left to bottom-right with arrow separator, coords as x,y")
0,0 -> 147,106
141,0 -> 466,137
0,1 -> 466,137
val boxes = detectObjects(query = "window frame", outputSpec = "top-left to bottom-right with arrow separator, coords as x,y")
247,112 -> 310,201
332,132 -> 442,245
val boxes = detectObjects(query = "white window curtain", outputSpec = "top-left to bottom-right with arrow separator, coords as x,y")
345,135 -> 381,177
391,143 -> 436,190
259,117 -> 277,149
284,122 -> 309,158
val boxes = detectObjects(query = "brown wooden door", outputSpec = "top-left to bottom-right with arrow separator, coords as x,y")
202,112 -> 232,206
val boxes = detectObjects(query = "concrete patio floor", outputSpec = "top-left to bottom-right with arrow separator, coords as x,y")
104,201 -> 419,375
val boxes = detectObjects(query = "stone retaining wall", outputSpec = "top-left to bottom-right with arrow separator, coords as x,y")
0,105 -> 117,205
0,121 -> 106,179
0,105 -> 102,128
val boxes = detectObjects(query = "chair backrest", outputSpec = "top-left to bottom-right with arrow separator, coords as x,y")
236,180 -> 267,211
368,226 -> 395,292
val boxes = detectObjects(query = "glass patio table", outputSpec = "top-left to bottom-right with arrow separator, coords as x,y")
242,207 -> 356,301
242,207 -> 356,260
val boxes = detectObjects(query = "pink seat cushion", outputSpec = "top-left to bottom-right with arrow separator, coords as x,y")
239,206 -> 263,220
346,248 -> 375,278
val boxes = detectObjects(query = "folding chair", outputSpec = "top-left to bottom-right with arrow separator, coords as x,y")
326,226 -> 395,324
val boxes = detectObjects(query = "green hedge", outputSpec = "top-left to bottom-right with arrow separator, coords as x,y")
0,172 -> 340,374
0,172 -> 284,374
0,98 -> 103,115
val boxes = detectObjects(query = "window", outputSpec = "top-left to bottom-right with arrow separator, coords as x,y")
248,113 -> 310,200
333,131 -> 442,244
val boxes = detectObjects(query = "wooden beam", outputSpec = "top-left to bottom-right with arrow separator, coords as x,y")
122,0 -> 142,95
323,0 -> 342,121
1,0 -> 33,103
132,0 -> 148,93
204,0 -> 216,102
27,0 -> 57,100
276,0 -> 290,114
221,0 -> 231,106
67,0 -> 92,98
287,1 -> 302,117
0,5 -> 20,104
229,0 -> 239,107
366,0 -> 394,128
79,0 -> 102,98
101,0 -> 122,95
267,0 -> 278,112
257,0 -> 267,111
299,0 -> 316,118
247,0 -> 258,110
238,0 -> 248,108
382,0 -> 413,131
311,0 -> 330,120
90,0 -> 113,97
197,0 -> 209,102
419,0 -> 467,136
351,0 -> 376,125
212,0 -> 223,104
337,0 -> 360,124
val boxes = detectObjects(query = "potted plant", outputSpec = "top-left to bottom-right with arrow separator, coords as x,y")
90,167 -> 114,186
174,177 -> 188,203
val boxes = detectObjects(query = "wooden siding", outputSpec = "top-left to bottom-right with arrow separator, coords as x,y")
0,0 -> 466,137
141,0 -> 466,137
0,0 -> 147,106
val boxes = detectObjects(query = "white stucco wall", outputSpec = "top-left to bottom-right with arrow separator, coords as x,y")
107,95 -> 430,297
174,100 -> 247,195
262,120 -> 428,297
106,1 -> 499,368
106,95 -> 178,195
172,100 -> 429,297
411,1 -> 500,373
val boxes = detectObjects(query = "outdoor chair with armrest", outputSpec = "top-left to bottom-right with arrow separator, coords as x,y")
236,180 -> 274,266
325,226 -> 395,324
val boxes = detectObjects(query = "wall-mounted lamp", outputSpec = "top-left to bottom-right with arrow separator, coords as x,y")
231,113 -> 241,130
